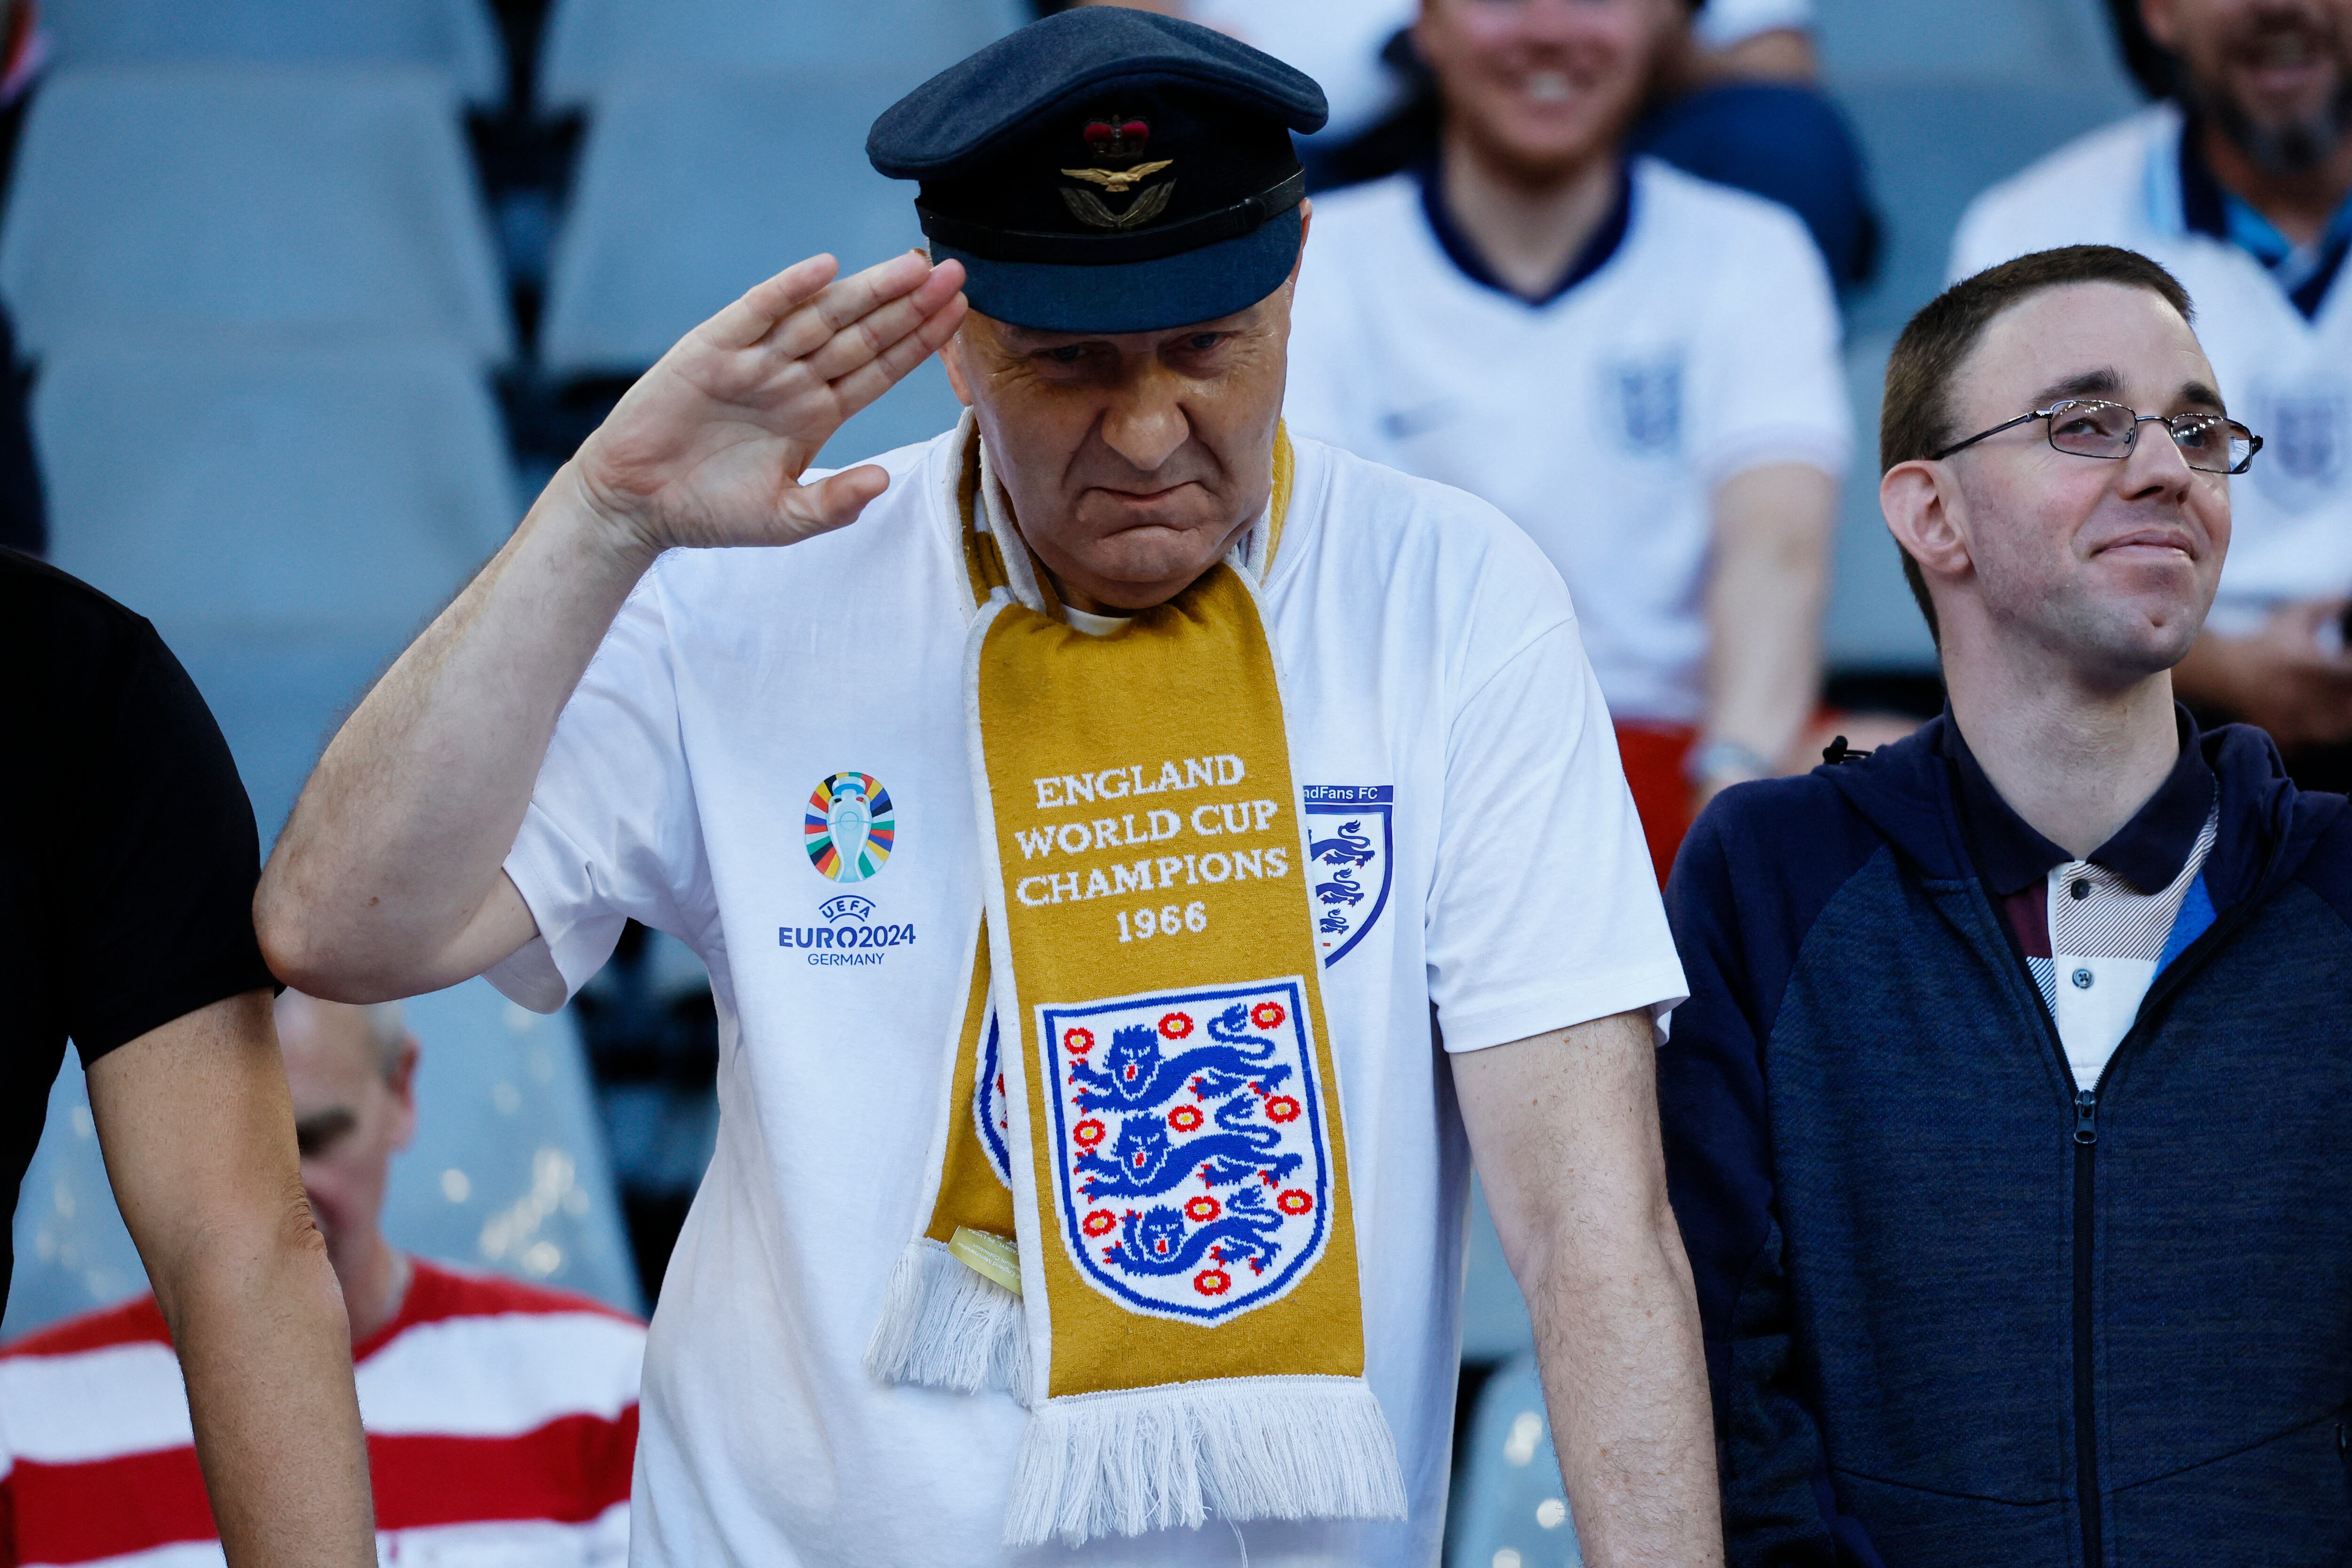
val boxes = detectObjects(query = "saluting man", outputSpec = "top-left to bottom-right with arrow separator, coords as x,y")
256,11 -> 1717,1565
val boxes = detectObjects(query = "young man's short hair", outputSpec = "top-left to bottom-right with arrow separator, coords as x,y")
1880,245 -> 2196,643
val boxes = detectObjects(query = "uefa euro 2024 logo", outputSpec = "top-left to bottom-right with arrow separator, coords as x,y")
804,772 -> 894,883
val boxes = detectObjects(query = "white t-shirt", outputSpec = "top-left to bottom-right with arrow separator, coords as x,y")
1285,161 -> 1851,727
488,426 -> 1686,1567
1950,103 -> 2352,636
1694,0 -> 1814,48
1186,0 -> 1416,144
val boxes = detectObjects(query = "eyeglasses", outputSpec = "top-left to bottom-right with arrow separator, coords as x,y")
1932,398 -> 2262,475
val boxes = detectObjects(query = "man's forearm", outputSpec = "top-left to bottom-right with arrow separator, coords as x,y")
259,466 -> 651,998
1702,464 -> 1833,780
166,1191 -> 376,1568
1528,1199 -> 1723,1566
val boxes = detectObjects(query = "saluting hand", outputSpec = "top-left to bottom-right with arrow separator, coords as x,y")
567,250 -> 969,557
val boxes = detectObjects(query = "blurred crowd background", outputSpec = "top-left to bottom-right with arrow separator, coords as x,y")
0,0 -> 2301,1563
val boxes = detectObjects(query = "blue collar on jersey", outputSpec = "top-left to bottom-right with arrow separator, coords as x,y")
1414,155 -> 1633,308
2175,113 -> 2352,319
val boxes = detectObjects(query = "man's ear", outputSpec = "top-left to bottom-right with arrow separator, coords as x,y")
388,1037 -> 420,1154
2137,0 -> 2179,52
940,329 -> 976,408
1882,458 -> 1974,586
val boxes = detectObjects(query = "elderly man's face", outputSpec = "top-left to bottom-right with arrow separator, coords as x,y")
1928,282 -> 2231,680
1416,0 -> 1679,181
277,992 -> 416,1287
940,251 -> 1301,613
2145,0 -> 2352,174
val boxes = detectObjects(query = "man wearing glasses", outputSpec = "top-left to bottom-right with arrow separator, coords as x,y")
1950,0 -> 2352,785
1659,245 -> 2352,1566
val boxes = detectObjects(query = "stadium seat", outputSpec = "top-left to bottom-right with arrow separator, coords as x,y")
0,66 -> 513,366
3,980 -> 642,1340
34,334 -> 518,837
40,0 -> 507,107
539,71 -> 966,466
535,0 -> 1029,112
1447,1353 -> 1584,1568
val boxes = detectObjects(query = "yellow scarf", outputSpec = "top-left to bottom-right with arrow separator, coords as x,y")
866,418 -> 1404,1546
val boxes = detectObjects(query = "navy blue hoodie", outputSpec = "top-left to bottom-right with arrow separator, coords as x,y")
1661,715 -> 2352,1567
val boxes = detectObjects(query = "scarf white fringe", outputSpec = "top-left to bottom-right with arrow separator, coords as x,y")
863,1239 -> 1029,1397
1001,1374 -> 1406,1547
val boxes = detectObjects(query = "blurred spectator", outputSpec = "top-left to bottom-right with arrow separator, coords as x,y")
1636,0 -> 1879,289
1950,0 -> 2352,786
1285,0 -> 1849,880
0,992 -> 644,1568
1114,0 -> 1877,287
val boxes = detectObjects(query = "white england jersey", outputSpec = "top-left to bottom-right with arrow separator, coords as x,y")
1950,103 -> 2352,637
1284,159 -> 1851,728
486,427 -> 1685,1567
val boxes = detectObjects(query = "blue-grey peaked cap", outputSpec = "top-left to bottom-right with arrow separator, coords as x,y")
866,8 -> 1330,334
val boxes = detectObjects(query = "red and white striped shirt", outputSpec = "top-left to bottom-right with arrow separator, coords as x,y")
0,1259 -> 644,1568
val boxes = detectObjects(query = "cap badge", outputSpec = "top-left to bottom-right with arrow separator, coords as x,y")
1061,159 -> 1174,195
1082,117 -> 1151,161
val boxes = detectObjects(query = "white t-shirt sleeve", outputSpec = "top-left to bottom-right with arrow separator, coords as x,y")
1689,198 -> 1852,487
1426,604 -> 1688,1052
486,567 -> 715,1013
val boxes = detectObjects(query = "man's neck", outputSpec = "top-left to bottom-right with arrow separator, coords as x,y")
2198,117 -> 2352,248
1435,125 -> 1620,302
338,1237 -> 411,1347
1945,651 -> 2182,861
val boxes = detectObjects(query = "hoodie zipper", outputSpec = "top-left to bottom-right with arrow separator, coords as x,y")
2051,890 -> 2268,1568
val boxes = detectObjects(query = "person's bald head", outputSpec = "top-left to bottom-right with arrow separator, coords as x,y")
275,992 -> 417,1282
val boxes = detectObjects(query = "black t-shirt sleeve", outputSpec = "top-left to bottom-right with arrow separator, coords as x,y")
60,619 -> 277,1064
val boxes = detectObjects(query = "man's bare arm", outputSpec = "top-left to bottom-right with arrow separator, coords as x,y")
87,991 -> 374,1568
1454,1011 -> 1723,1567
1698,462 -> 1835,801
2172,600 -> 2352,749
258,252 -> 967,1000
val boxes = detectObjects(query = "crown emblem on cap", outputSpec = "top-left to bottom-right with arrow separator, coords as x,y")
1083,116 -> 1150,162
1060,112 -> 1175,230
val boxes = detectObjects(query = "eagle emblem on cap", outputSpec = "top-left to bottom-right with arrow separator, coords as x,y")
1060,113 -> 1176,231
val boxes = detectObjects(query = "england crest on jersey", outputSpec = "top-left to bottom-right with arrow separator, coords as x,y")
1303,785 -> 1393,966
973,1012 -> 1012,1187
1040,980 -> 1333,1324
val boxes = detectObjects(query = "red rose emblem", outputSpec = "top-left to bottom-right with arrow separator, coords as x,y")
1168,1104 -> 1204,1133
1193,1267 -> 1232,1297
1082,1209 -> 1116,1237
1184,1195 -> 1221,1223
1065,1027 -> 1095,1056
1158,1011 -> 1194,1039
1277,1188 -> 1314,1216
1073,1118 -> 1107,1149
1265,1094 -> 1302,1123
1250,1001 -> 1287,1029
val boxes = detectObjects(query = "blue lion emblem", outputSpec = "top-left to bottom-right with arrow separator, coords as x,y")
1068,1006 -> 1293,1113
1074,1095 -> 1303,1200
1315,868 -> 1364,907
1045,979 -> 1333,1322
1309,820 -> 1376,868
1100,1187 -> 1288,1277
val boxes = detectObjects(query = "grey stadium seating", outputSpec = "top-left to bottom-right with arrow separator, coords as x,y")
38,0 -> 507,108
3,979 -> 642,1338
35,334 -> 518,838
539,70 -> 966,466
535,0 -> 1027,112
0,65 -> 512,367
